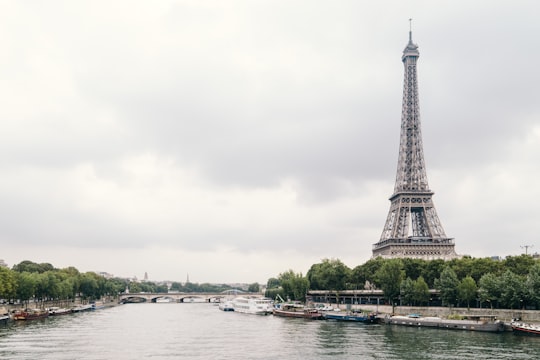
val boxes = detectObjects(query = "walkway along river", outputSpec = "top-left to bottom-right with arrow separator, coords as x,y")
1,303 -> 539,359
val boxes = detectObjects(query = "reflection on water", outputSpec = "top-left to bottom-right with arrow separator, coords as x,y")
0,304 -> 539,359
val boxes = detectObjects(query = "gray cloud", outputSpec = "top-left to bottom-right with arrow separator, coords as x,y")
1,1 -> 539,281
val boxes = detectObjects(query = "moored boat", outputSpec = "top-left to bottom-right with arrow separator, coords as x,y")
13,309 -> 49,321
511,320 -> 540,336
48,307 -> 72,316
155,297 -> 176,303
91,301 -> 106,310
218,300 -> 234,312
0,307 -> 9,324
384,314 -> 504,332
324,311 -> 376,323
232,297 -> 273,315
72,304 -> 94,312
273,303 -> 324,320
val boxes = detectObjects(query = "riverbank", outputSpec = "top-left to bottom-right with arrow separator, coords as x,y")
329,303 -> 540,323
2,297 -> 119,314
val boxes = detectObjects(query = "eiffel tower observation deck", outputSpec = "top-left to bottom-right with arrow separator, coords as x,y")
373,26 -> 457,260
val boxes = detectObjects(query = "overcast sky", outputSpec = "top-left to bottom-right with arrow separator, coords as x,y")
1,1 -> 539,283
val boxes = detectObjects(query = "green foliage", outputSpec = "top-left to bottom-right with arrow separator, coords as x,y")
169,281 -> 232,293
526,262 -> 540,308
307,258 -> 351,291
402,258 -> 426,282
266,277 -> 280,289
499,270 -> 525,309
79,272 -> 100,300
423,259 -> 446,288
279,270 -> 309,302
351,257 -> 385,289
400,277 -> 415,306
0,267 -> 17,300
261,256 -> 539,310
12,260 -> 55,273
457,276 -> 477,309
503,255 -> 536,277
3,263 -> 127,305
264,287 -> 285,301
413,276 -> 430,306
435,266 -> 459,307
15,272 -> 37,306
248,283 -> 260,293
375,259 -> 404,307
478,273 -> 501,307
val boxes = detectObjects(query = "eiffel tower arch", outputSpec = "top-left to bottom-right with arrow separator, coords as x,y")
372,28 -> 458,260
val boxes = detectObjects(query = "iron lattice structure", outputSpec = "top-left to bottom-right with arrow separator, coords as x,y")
372,31 -> 457,260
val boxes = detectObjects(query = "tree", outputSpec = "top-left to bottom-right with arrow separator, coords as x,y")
458,276 -> 477,310
16,272 -> 37,307
248,283 -> 260,293
436,266 -> 459,307
0,267 -> 17,300
503,255 -> 535,277
402,258 -> 426,282
468,257 -> 503,282
12,260 -> 54,273
422,259 -> 446,288
170,282 -> 183,292
351,257 -> 385,289
525,262 -> 540,309
400,277 -> 415,306
279,270 -> 309,302
375,259 -> 404,313
499,270 -> 525,309
266,277 -> 280,289
79,272 -> 99,300
412,276 -> 430,306
478,273 -> 501,308
306,258 -> 350,291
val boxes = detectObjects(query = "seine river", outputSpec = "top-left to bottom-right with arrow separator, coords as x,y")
1,303 -> 539,359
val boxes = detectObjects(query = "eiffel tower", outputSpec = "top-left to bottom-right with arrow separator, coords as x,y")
372,26 -> 457,260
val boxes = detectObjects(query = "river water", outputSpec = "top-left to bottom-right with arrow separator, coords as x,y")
1,303 -> 539,359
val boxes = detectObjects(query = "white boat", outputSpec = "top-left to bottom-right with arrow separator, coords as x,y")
218,300 -> 234,312
72,304 -> 94,312
48,307 -> 72,316
231,297 -> 273,315
183,297 -> 205,303
156,297 -> 176,303
511,320 -> 540,336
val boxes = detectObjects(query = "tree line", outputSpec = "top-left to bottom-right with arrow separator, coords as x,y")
265,255 -> 540,310
0,260 -> 258,307
0,260 -> 177,307
0,261 -> 127,307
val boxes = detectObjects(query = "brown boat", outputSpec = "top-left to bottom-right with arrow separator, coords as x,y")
273,303 -> 324,319
13,309 -> 49,321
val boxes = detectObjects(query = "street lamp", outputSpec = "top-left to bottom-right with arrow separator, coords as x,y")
521,245 -> 533,255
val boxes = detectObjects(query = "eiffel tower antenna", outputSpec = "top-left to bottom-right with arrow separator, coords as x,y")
372,25 -> 457,260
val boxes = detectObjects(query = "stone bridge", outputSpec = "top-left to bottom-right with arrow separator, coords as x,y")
118,292 -> 247,303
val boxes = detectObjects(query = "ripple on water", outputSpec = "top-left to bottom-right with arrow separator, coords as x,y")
1,305 -> 540,360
